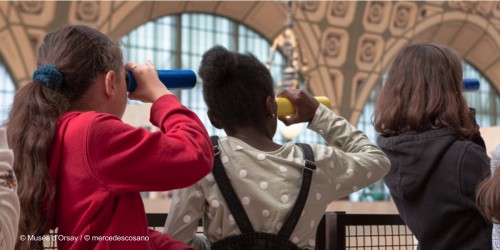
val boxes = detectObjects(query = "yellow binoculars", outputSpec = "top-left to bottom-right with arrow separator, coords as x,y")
276,96 -> 331,117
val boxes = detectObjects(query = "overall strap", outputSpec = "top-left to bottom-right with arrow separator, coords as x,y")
211,136 -> 255,233
278,143 -> 316,238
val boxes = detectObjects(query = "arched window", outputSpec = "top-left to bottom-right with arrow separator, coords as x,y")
354,61 -> 500,201
462,63 -> 500,126
357,83 -> 383,144
0,60 -> 16,125
122,13 -> 323,145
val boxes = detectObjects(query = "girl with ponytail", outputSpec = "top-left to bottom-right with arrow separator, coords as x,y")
7,24 -> 212,250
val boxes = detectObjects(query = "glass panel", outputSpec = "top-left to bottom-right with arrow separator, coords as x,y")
177,14 -> 232,138
354,80 -> 386,202
357,83 -> 382,144
462,62 -> 500,128
123,16 -> 177,70
0,62 -> 16,125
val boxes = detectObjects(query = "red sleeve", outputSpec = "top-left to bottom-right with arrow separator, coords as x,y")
85,94 -> 213,193
148,229 -> 194,250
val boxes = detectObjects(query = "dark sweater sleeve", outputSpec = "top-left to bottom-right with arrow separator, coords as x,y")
85,94 -> 213,193
459,143 -> 491,209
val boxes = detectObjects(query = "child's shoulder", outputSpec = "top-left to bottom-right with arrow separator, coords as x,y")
62,111 -> 121,125
60,111 -> 125,141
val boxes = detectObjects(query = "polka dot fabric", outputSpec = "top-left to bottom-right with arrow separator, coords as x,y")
165,105 -> 390,249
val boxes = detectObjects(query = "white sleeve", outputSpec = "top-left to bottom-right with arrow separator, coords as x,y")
307,105 -> 391,200
0,128 -> 20,250
164,183 -> 206,248
491,145 -> 500,250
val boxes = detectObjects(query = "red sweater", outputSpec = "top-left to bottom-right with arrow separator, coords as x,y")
48,94 -> 213,249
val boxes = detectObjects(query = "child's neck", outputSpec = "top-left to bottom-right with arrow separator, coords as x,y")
226,127 -> 281,152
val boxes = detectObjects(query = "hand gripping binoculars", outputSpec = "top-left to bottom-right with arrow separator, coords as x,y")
126,70 -> 197,92
276,96 -> 331,117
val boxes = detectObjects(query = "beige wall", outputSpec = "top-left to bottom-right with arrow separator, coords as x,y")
122,103 -> 154,128
1,1 -> 500,123
144,198 -> 399,215
480,126 -> 500,156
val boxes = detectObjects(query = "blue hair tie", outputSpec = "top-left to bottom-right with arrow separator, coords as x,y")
32,65 -> 63,90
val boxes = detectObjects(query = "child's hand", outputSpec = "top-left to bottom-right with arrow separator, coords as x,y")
277,88 -> 319,125
125,61 -> 172,103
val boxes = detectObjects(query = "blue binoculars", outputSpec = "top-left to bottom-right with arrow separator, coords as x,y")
126,70 -> 197,92
462,78 -> 479,92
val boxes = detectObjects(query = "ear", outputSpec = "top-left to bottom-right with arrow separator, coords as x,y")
104,70 -> 116,100
208,110 -> 223,129
265,95 -> 276,118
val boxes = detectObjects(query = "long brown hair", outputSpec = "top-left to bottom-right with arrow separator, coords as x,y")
7,25 -> 122,250
373,42 -> 477,138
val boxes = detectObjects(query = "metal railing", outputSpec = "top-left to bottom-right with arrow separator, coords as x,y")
316,212 -> 417,250
46,212 -> 416,250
